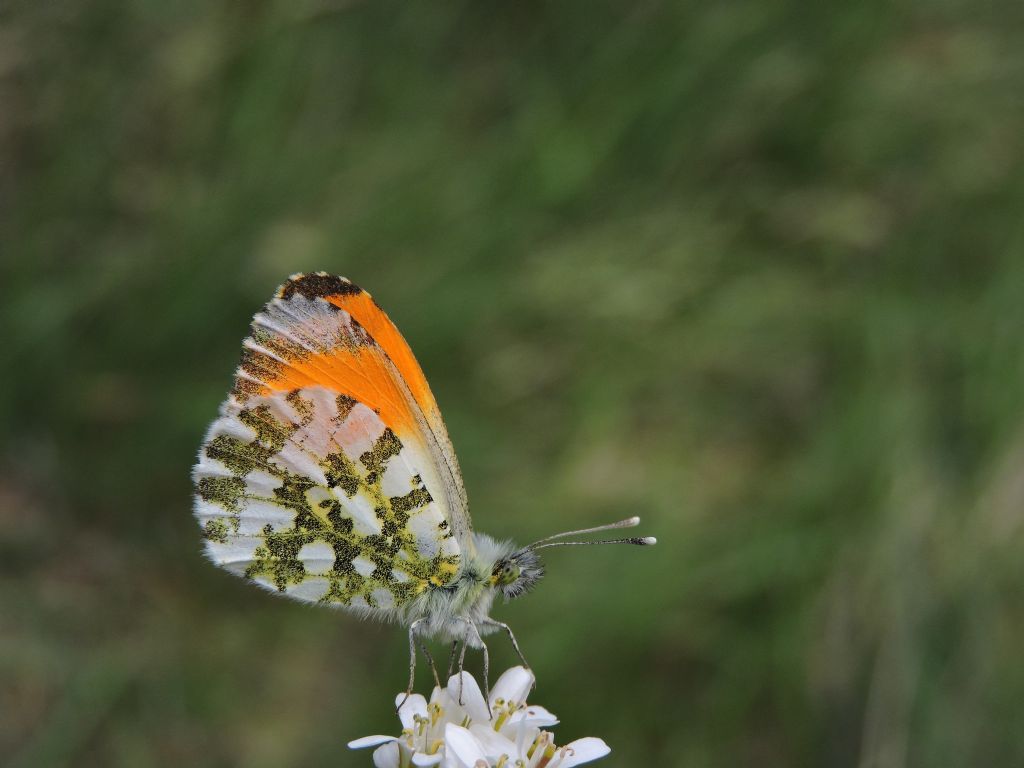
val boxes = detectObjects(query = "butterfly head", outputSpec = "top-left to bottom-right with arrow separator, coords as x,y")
491,548 -> 544,601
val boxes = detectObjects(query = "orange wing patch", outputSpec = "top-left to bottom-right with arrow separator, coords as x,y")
260,343 -> 419,436
323,291 -> 439,423
230,275 -> 425,436
273,273 -> 442,429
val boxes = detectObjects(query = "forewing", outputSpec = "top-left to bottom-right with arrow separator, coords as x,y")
193,385 -> 460,610
230,273 -> 472,549
193,273 -> 473,611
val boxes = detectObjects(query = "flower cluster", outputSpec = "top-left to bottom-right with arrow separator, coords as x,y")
349,666 -> 610,768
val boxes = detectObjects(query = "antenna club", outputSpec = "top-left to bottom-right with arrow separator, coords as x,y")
640,536 -> 657,545
624,516 -> 641,527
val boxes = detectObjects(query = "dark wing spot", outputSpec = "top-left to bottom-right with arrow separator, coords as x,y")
205,434 -> 276,476
202,519 -> 229,543
335,395 -> 357,422
273,474 -> 317,514
325,502 -> 354,533
323,450 -> 360,497
389,487 -> 432,516
278,273 -> 361,301
196,475 -> 246,511
331,538 -> 361,575
250,327 -> 307,362
231,376 -> 262,401
238,405 -> 296,453
238,344 -> 284,381
360,428 -> 403,475
286,390 -> 315,425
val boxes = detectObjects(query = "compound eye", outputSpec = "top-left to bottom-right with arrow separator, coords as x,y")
494,563 -> 519,587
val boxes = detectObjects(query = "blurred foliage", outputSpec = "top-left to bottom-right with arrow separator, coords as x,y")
2,1 -> 1024,766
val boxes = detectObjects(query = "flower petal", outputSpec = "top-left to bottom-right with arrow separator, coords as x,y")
509,718 -> 542,758
348,735 -> 398,749
489,665 -> 534,707
469,723 -> 521,762
395,692 -> 429,730
509,704 -> 559,728
371,741 -> 401,768
445,672 -> 489,723
444,723 -> 488,767
411,752 -> 444,766
552,737 -> 611,767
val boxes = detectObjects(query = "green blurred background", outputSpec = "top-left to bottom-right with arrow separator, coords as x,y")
3,1 -> 1024,766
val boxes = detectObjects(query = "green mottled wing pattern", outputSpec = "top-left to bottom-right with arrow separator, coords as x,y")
193,385 -> 461,613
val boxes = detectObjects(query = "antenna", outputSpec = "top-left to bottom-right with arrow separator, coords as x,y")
526,536 -> 657,553
514,516 -> 656,557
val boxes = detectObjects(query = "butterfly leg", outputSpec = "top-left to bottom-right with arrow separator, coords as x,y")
418,638 -> 441,690
446,639 -> 460,679
456,623 -> 471,705
481,618 -> 533,690
467,621 -> 493,719
397,618 -> 426,713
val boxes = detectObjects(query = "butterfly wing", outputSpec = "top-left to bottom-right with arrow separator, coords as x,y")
268,273 -> 470,546
192,274 -> 470,613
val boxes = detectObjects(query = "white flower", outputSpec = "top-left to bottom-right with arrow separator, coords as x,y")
348,666 -> 610,768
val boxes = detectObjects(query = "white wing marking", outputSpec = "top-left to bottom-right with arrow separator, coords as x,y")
193,384 -> 461,611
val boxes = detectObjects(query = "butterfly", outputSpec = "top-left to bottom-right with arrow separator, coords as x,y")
192,272 -> 655,701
